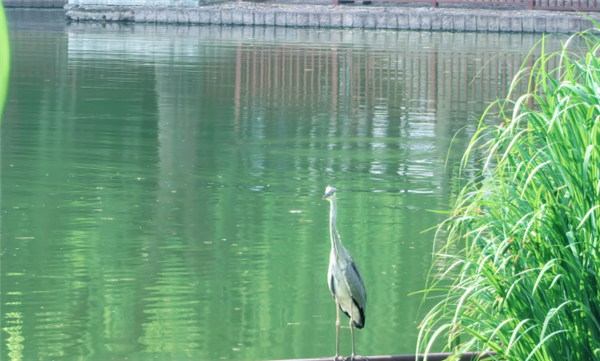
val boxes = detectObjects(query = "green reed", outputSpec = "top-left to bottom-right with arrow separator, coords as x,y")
417,31 -> 600,361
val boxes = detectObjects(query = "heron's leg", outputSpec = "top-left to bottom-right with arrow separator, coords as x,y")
350,317 -> 355,359
335,301 -> 341,360
349,318 -> 367,361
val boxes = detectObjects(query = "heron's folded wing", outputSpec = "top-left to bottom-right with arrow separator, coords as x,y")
342,259 -> 367,309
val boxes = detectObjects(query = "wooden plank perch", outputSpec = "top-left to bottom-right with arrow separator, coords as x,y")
273,353 -> 495,361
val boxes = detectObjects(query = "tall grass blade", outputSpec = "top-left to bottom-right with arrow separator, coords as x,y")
418,31 -> 600,361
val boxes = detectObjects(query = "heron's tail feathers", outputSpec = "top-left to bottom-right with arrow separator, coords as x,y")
352,299 -> 365,329
338,299 -> 366,329
353,319 -> 365,329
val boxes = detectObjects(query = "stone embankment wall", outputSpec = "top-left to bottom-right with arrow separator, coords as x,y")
68,0 -> 207,5
4,0 -> 66,7
66,4 -> 600,33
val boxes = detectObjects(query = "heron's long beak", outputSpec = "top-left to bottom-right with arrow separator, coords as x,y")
323,190 -> 334,200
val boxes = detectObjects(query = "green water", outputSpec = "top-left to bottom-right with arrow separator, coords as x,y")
2,9 -> 563,361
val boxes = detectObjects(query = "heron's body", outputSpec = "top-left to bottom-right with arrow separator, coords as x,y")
323,186 -> 367,359
327,226 -> 366,329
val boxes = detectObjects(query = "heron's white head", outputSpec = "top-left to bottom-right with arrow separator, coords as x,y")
322,186 -> 337,201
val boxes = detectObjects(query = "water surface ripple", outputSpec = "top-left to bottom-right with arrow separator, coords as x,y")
2,9 -> 564,361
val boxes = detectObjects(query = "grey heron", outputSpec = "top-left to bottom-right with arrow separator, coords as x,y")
322,186 -> 367,360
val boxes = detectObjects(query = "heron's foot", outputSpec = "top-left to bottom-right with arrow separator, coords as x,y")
332,355 -> 343,361
348,355 -> 368,361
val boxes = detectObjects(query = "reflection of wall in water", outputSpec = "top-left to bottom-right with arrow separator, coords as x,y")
233,31 -> 545,128
152,34 -> 239,247
65,24 -> 564,241
65,25 -> 562,212
230,31 -> 556,197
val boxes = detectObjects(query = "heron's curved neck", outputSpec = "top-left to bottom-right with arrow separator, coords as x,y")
329,198 -> 344,253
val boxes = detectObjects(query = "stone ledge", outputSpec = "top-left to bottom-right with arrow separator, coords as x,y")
66,4 -> 600,33
4,0 -> 66,7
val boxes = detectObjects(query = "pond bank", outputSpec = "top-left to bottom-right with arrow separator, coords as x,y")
66,3 -> 599,33
5,0 -> 66,7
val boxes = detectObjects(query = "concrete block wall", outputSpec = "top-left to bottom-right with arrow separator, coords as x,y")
4,0 -> 67,7
68,0 -> 202,5
66,4 -> 600,34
